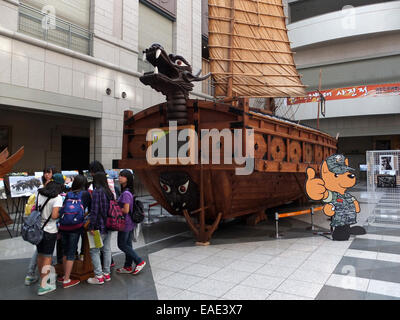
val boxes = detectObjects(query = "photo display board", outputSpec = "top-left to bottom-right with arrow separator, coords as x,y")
9,176 -> 41,198
379,155 -> 396,175
0,178 -> 6,200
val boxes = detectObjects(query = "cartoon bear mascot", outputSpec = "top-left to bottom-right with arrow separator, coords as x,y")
306,154 -> 366,241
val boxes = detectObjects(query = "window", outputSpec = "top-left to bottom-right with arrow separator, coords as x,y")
138,2 -> 174,73
18,1 -> 93,55
21,0 -> 90,29
141,0 -> 176,19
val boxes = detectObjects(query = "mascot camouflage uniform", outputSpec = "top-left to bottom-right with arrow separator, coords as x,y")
306,154 -> 367,241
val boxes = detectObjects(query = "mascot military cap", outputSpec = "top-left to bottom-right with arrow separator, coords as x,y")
326,154 -> 355,174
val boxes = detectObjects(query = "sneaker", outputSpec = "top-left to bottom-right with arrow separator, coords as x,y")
87,276 -> 104,285
57,276 -> 64,283
37,284 -> 56,296
103,273 -> 111,282
133,261 -> 146,275
25,274 -> 39,286
116,266 -> 133,274
63,279 -> 80,289
110,261 -> 115,268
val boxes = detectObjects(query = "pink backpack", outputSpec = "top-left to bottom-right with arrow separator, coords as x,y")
106,199 -> 126,231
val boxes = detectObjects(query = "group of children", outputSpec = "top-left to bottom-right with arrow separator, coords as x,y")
24,161 -> 146,296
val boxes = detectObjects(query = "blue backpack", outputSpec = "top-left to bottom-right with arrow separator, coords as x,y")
59,191 -> 85,231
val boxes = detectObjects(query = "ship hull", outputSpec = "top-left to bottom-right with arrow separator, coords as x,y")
116,99 -> 337,242
0,147 -> 24,178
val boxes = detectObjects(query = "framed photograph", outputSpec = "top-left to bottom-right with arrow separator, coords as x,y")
377,175 -> 396,188
61,170 -> 79,178
379,155 -> 395,174
62,170 -> 79,189
9,176 -> 42,198
105,169 -> 119,179
0,178 -> 6,200
0,126 -> 11,153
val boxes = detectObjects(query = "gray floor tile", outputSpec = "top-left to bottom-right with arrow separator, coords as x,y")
316,285 -> 366,300
335,255 -> 400,285
349,238 -> 400,255
365,292 -> 400,300
365,226 -> 400,237
333,256 -> 375,279
370,260 -> 400,284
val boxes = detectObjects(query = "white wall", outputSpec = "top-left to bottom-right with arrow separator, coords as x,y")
302,114 -> 400,138
294,32 -> 400,69
292,95 -> 400,121
0,0 -> 18,32
91,0 -> 139,70
288,1 -> 400,49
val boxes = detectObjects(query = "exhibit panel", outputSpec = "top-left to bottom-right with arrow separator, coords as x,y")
367,150 -> 400,225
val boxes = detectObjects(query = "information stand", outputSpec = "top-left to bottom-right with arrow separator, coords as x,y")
55,232 -> 95,281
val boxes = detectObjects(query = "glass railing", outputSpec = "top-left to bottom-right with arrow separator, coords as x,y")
18,3 -> 93,56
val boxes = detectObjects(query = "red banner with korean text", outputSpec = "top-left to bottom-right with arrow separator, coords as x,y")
287,83 -> 400,105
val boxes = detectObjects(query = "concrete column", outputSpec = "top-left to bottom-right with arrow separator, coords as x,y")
174,0 -> 203,93
91,95 -> 125,169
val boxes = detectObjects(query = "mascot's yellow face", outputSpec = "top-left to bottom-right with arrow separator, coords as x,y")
321,158 -> 356,194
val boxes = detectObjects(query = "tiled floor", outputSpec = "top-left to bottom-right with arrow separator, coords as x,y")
315,188 -> 400,300
2,186 -> 400,300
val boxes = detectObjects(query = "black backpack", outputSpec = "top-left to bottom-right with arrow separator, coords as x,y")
131,199 -> 145,224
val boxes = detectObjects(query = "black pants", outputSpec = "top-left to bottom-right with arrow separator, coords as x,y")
56,236 -> 63,264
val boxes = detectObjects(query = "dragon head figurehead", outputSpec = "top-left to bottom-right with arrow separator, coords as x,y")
140,44 -> 210,98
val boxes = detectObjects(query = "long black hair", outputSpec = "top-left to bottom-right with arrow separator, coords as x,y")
93,172 -> 114,200
89,161 -> 105,175
42,165 -> 57,185
71,175 -> 87,193
119,170 -> 134,195
38,181 -> 63,199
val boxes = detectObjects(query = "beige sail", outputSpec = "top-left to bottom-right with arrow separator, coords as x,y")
208,0 -> 306,98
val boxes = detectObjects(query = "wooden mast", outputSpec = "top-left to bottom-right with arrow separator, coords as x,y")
227,0 -> 235,99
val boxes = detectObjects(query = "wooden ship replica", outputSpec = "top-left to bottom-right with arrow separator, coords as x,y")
115,0 -> 337,244
0,147 -> 24,228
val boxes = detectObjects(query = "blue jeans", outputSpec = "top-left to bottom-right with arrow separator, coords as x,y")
61,232 -> 80,261
89,232 -> 112,277
27,250 -> 38,276
117,231 -> 143,268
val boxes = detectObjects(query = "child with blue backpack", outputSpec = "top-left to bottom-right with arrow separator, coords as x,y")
58,175 -> 91,289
